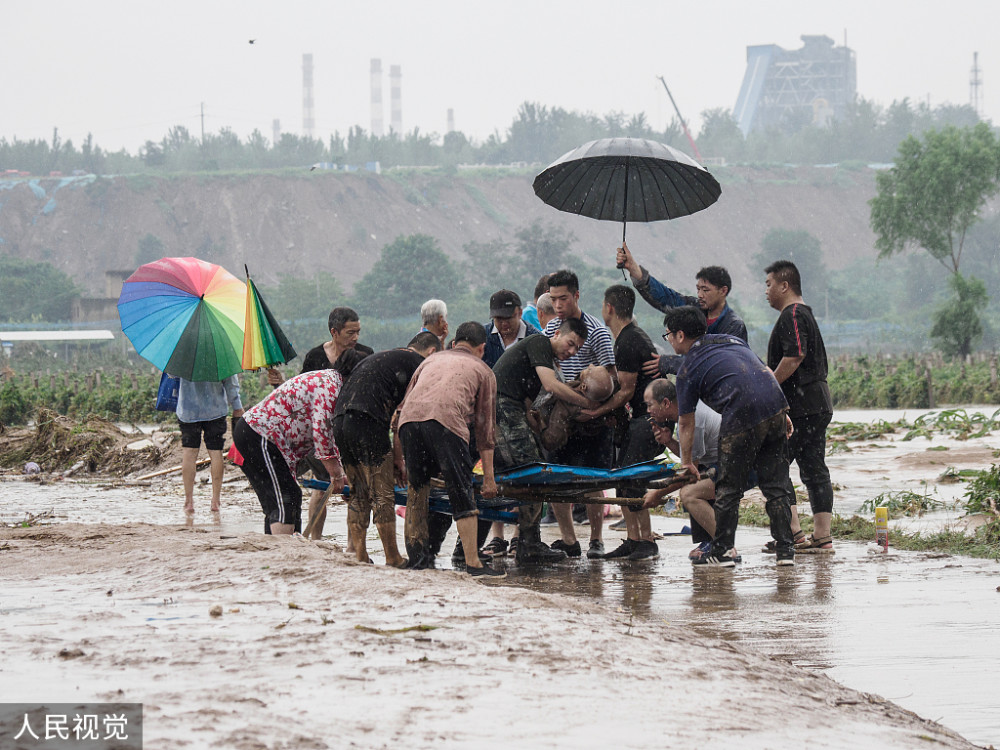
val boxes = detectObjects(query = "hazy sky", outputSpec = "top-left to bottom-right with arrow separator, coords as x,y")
3,0 -> 997,154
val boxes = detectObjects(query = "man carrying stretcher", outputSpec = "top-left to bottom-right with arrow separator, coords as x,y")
492,318 -> 597,564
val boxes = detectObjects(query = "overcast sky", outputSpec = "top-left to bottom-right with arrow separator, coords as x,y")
3,0 -> 997,154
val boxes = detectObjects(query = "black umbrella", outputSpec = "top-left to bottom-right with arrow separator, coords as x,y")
532,137 -> 722,264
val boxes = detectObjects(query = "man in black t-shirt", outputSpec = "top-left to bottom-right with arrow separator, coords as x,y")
578,285 -> 661,560
332,331 -> 442,566
299,307 -> 374,373
270,306 -> 374,540
765,260 -> 835,553
493,320 -> 594,564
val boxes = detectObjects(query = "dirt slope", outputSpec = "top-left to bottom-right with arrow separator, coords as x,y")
0,166 -> 877,296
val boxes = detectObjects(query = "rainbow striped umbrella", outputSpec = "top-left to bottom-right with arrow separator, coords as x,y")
242,265 -> 296,370
118,257 -> 247,381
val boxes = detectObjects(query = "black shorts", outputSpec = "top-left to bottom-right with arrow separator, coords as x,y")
179,416 -> 227,450
333,411 -> 392,467
233,418 -> 302,532
399,420 -> 478,520
550,424 -> 614,469
615,417 -> 663,499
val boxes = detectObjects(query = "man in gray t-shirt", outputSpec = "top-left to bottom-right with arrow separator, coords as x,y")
639,379 -> 722,559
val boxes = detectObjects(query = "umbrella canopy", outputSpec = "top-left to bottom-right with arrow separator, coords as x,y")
118,257 -> 247,381
242,265 -> 296,370
532,137 -> 721,235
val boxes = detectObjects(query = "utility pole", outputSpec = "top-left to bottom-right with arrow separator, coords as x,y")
970,52 -> 983,118
200,102 -> 205,144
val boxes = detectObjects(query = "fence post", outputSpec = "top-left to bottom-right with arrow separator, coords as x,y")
991,356 -> 998,387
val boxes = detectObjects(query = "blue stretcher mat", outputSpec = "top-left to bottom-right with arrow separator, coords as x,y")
496,458 -> 678,487
301,459 -> 680,525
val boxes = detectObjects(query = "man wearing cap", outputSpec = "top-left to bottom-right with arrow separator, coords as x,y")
459,289 -> 542,564
483,290 -> 542,368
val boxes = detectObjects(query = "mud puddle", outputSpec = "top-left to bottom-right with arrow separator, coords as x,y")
468,523 -> 1000,746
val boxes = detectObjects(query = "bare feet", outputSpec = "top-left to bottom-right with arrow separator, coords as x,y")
183,503 -> 194,515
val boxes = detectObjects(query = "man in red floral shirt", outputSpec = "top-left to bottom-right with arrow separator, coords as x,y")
234,369 -> 346,535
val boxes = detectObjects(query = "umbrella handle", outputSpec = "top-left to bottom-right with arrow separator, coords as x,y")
618,222 -> 628,280
617,162 -> 629,279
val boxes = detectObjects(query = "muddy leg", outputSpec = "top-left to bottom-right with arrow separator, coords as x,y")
372,454 -> 406,567
345,462 -> 372,563
404,484 -> 432,569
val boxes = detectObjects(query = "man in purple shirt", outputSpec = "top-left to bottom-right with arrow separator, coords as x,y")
665,305 -> 796,567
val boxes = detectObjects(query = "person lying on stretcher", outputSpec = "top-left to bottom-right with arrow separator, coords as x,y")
528,364 -> 616,452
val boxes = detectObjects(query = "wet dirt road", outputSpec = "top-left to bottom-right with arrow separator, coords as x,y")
3,405 -> 999,746
500,522 -> 1000,747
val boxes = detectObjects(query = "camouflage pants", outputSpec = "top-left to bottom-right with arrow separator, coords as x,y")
344,451 -> 396,529
494,396 -> 544,535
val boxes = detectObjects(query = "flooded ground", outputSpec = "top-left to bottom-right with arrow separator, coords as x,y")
1,407 -> 998,747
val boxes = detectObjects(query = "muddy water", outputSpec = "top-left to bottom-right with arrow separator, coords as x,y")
496,524 -> 1000,747
3,406 -> 999,745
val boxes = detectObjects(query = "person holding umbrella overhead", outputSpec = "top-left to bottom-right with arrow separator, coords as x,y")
117,256 -> 250,515
616,241 -> 747,375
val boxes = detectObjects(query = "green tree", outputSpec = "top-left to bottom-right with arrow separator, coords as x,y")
930,273 -> 989,358
870,123 -> 1000,356
752,228 -> 827,298
351,235 -> 466,318
870,123 -> 1000,274
510,221 -> 574,293
0,255 -> 80,322
697,108 -> 744,161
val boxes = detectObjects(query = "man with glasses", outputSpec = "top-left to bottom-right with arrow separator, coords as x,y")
663,306 -> 796,568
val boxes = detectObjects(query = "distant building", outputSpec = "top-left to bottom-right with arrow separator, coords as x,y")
71,270 -> 131,325
734,34 -> 856,137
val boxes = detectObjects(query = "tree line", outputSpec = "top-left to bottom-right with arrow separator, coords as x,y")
0,98 -> 985,176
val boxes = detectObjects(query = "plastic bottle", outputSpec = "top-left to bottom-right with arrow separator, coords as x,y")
875,506 -> 889,551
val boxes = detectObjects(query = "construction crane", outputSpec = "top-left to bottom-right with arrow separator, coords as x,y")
656,76 -> 703,162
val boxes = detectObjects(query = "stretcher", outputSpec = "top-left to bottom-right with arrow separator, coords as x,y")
301,458 -> 685,526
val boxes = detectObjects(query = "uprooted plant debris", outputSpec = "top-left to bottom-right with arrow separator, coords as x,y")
0,408 -> 172,477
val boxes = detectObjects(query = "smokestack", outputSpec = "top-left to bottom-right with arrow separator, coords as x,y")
370,58 -> 384,137
447,108 -> 455,134
390,64 -> 402,134
272,119 -> 281,146
302,54 -> 314,138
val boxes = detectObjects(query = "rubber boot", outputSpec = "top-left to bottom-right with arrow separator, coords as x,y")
516,525 -> 567,565
405,485 -> 435,569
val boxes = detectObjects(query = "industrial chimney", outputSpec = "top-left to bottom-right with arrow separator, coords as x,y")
390,64 -> 402,134
370,58 -> 384,137
447,108 -> 455,134
302,54 -> 315,138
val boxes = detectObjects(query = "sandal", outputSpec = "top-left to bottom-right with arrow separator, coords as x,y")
481,537 -> 509,558
795,534 -> 835,554
762,530 -> 806,554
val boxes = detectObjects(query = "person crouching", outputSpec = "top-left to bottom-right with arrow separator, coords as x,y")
397,322 -> 504,578
233,369 -> 345,535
